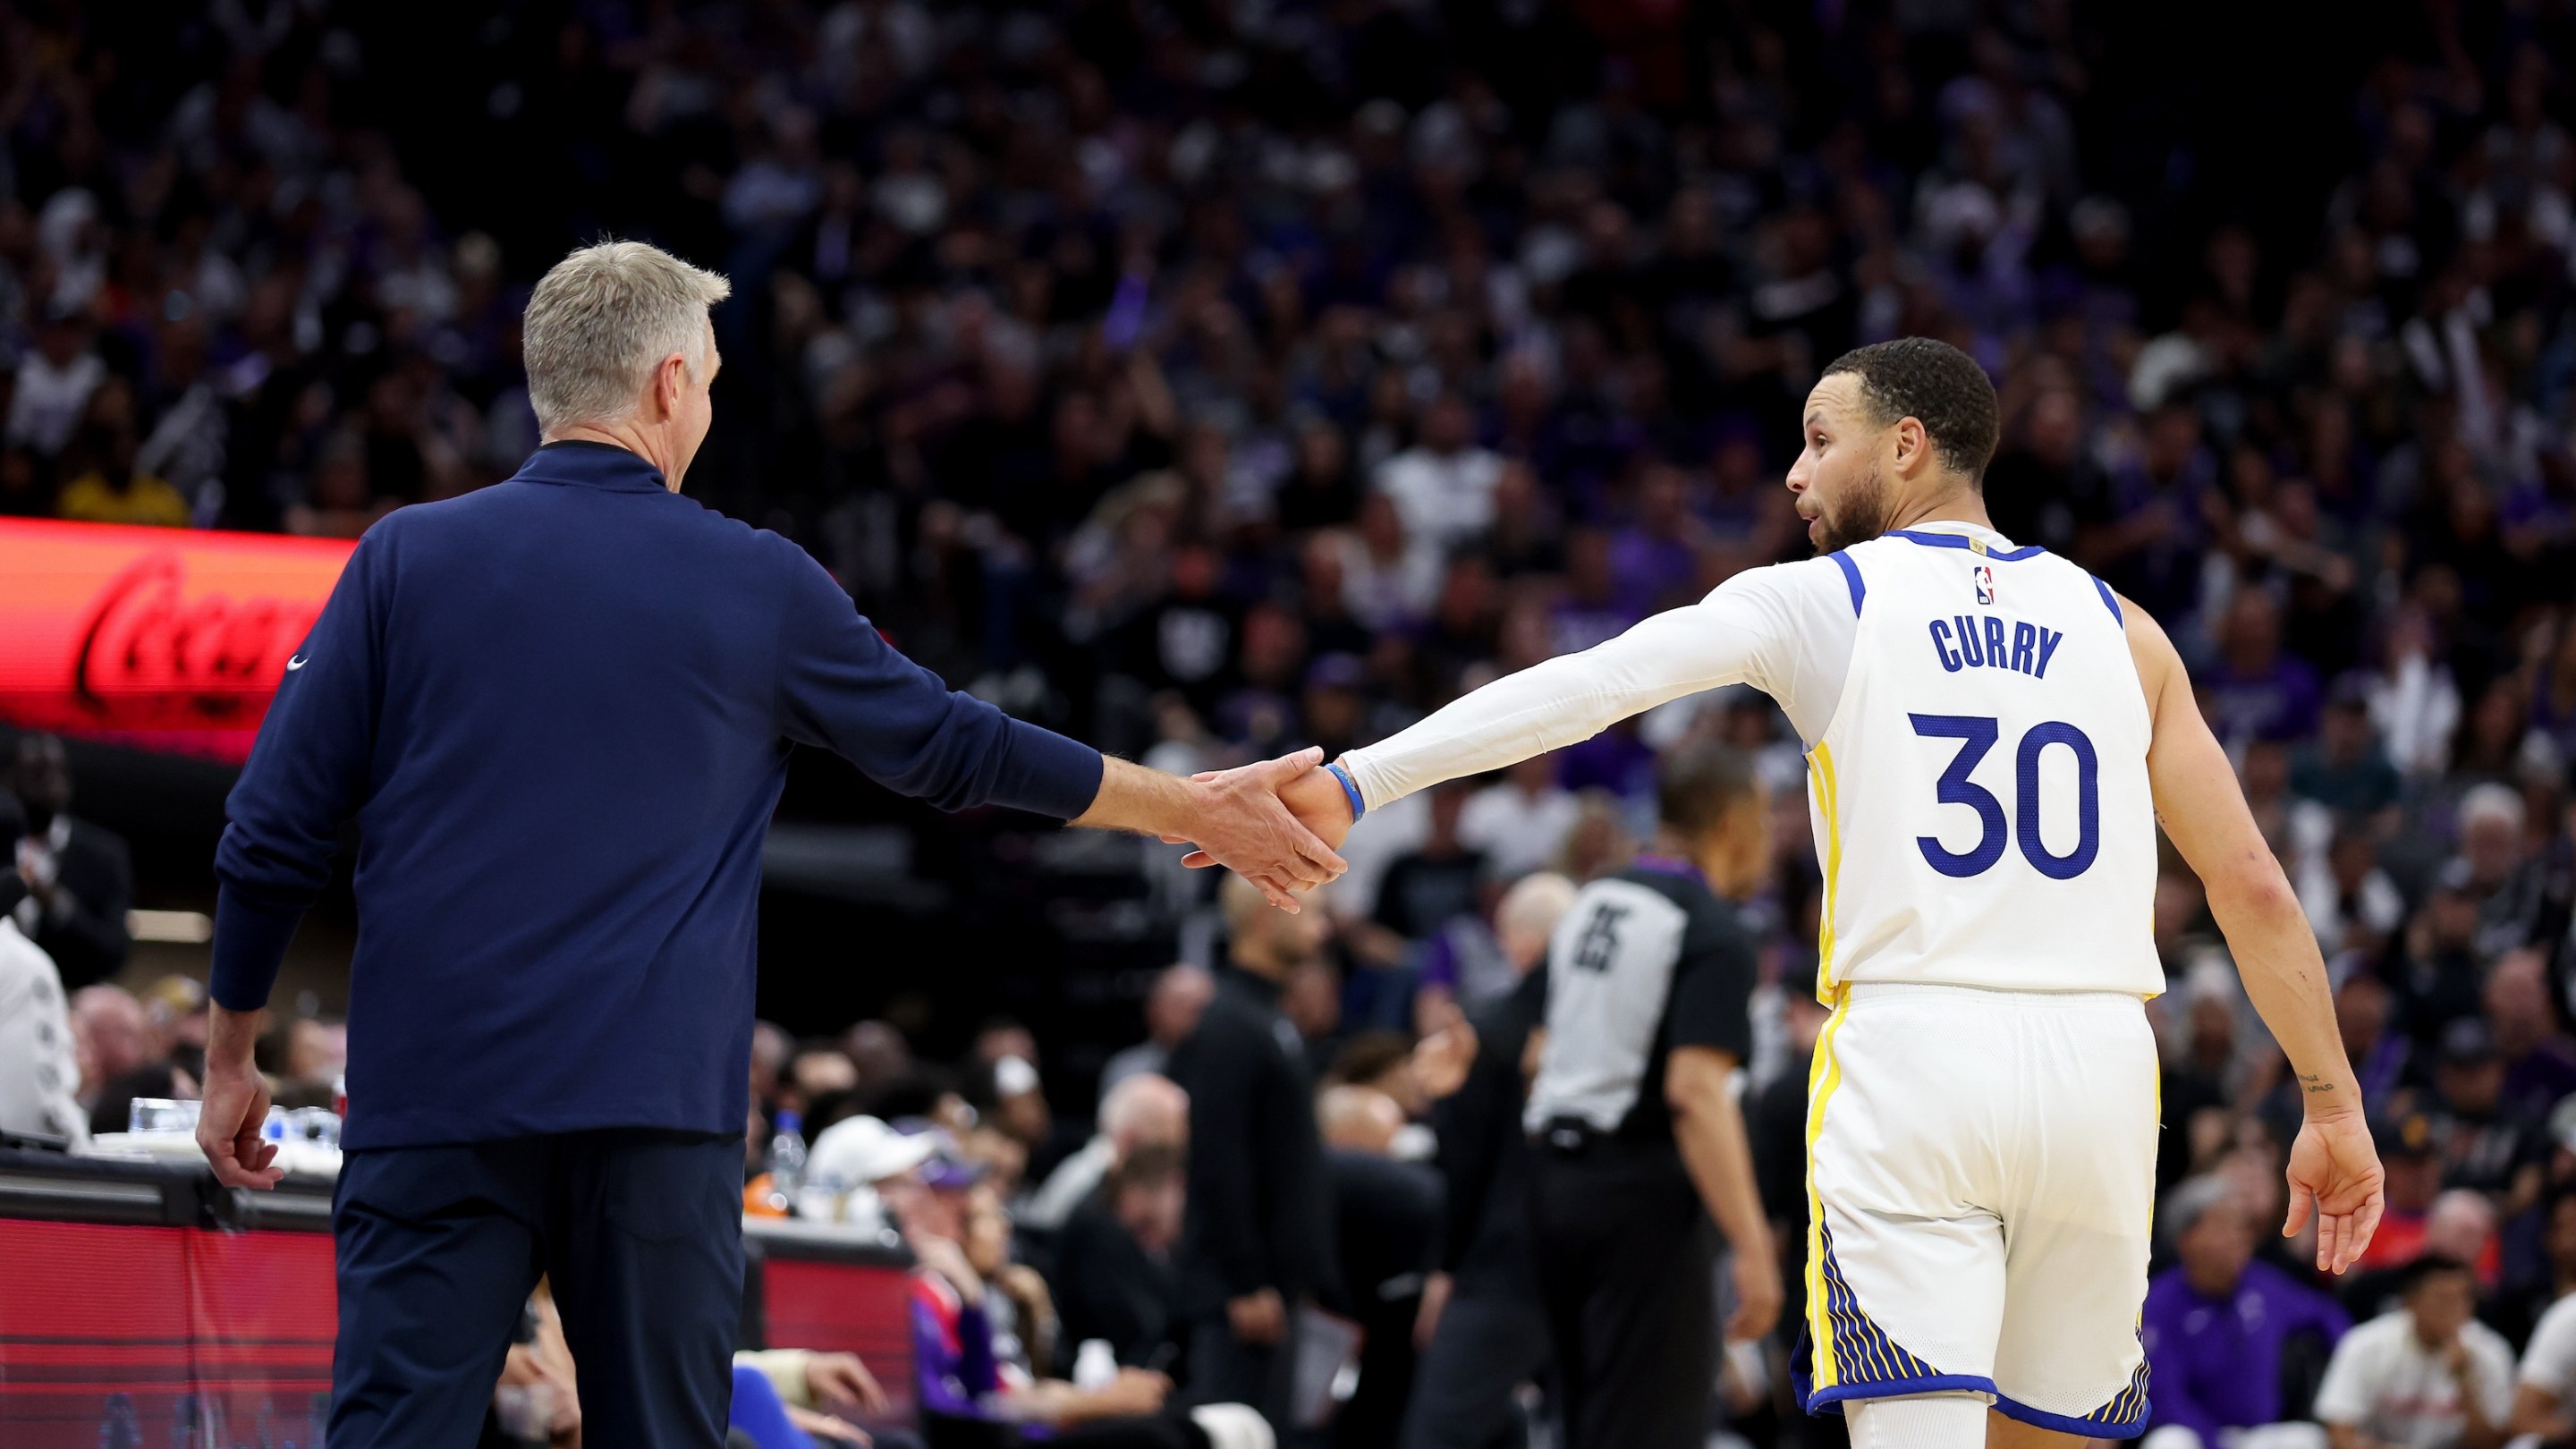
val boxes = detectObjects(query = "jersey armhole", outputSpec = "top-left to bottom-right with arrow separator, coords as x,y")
1828,551 -> 1865,617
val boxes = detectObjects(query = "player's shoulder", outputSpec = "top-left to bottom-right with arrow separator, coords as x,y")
1700,551 -> 1857,617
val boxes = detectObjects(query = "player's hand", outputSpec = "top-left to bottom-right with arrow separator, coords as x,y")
1163,749 -> 1346,911
2284,1109 -> 2385,1275
1724,1247 -> 1784,1343
1174,751 -> 1356,859
197,1010 -> 284,1190
803,1351 -> 891,1416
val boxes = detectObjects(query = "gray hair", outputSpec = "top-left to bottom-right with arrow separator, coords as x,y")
522,241 -> 732,430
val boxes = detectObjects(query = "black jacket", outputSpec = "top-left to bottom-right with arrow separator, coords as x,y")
0,812 -> 131,993
1430,966 -> 1546,1299
1166,964 -> 1335,1308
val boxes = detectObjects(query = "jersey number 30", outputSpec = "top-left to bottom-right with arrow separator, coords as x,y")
1908,714 -> 2099,880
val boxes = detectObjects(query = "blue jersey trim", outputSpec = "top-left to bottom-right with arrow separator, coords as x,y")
1887,530 -> 2046,561
2092,576 -> 2124,624
1829,551 -> 1866,616
1992,1393 -> 2150,1441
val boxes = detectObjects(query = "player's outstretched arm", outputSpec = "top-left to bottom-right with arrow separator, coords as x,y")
1197,577 -> 1799,860
2123,596 -> 2385,1275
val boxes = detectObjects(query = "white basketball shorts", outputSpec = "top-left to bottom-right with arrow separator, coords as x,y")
1797,981 -> 2159,1437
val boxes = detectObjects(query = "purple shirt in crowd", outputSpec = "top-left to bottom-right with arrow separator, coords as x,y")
2141,1259 -> 2351,1440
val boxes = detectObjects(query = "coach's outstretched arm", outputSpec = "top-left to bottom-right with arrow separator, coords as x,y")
2123,595 -> 2385,1275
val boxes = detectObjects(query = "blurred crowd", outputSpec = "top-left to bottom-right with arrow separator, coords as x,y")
13,0 -> 2576,1445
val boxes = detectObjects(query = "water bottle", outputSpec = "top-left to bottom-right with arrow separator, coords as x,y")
768,1109 -> 808,1207
1072,1339 -> 1119,1391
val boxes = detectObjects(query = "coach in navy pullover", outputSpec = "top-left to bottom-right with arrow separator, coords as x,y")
213,436 -> 1111,1148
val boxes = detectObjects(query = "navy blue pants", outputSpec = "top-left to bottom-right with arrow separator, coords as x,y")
329,1129 -> 745,1449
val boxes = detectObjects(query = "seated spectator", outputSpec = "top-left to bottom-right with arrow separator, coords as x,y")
2292,682 -> 2403,819
1098,967 -> 1216,1106
2486,951 -> 2576,1123
1023,1072 -> 1189,1234
2348,1192 -> 2504,1321
2511,1224 -> 2576,1442
69,983 -> 155,1110
0,918 -> 86,1145
2428,1021 -> 2548,1215
2315,1257 -> 2514,1449
1056,1144 -> 1189,1368
2141,1177 -> 2351,1449
1319,1083 -> 1442,1449
884,1133 -> 1269,1449
54,387 -> 190,527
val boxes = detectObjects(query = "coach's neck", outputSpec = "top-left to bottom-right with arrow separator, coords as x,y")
545,415 -> 692,493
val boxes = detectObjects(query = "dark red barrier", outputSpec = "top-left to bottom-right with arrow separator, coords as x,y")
0,1218 -> 335,1449
0,1157 -> 916,1445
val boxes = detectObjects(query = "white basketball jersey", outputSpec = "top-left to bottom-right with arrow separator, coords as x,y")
1807,530 -> 2160,997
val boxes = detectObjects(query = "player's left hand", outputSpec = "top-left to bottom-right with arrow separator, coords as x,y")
2284,1110 -> 2385,1275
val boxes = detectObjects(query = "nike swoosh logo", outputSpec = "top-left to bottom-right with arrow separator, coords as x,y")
284,656 -> 308,671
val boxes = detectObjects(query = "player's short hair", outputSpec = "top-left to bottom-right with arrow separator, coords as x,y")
1657,741 -> 1761,839
522,240 -> 732,430
1821,337 -> 2000,484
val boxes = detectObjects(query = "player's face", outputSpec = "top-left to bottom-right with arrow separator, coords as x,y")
1786,373 -> 1896,554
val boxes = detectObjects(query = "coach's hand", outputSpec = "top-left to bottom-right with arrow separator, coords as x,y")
2284,1109 -> 2385,1275
1163,749 -> 1348,911
197,1004 -> 285,1190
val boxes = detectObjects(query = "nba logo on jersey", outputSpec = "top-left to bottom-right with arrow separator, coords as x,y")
1972,564 -> 1996,605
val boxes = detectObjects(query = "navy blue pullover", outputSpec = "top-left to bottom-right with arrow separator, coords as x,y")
211,442 -> 1104,1148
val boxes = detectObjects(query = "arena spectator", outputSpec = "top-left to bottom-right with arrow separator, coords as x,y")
1022,1072 -> 1189,1235
0,918 -> 84,1146
1405,873 -> 1578,1449
4,733 -> 132,992
1319,1083 -> 1443,1449
1098,966 -> 1216,1106
2140,1177 -> 2351,1449
2314,1258 -> 2513,1449
1165,875 -> 1337,1435
1055,1144 -> 1189,1370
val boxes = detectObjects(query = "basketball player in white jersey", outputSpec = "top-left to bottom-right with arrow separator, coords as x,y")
1190,337 -> 2385,1449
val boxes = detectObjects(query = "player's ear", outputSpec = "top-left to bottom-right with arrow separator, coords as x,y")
1891,415 -> 1929,477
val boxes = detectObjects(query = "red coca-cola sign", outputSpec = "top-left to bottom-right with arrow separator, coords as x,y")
0,520 -> 355,762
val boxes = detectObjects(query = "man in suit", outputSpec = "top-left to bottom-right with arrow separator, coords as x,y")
2,733 -> 133,992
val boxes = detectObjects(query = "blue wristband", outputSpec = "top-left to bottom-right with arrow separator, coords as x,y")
1325,759 -> 1366,822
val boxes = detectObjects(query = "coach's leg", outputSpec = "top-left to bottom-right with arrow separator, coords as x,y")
547,1128 -> 746,1449
330,1140 -> 547,1449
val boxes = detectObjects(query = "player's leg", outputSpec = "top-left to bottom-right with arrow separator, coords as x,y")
1802,987 -> 2012,1418
1845,1394 -> 1995,1449
1987,991 -> 2160,1440
1986,1407 -> 2099,1449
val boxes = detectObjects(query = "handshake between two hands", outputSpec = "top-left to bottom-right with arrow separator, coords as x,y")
1156,746 -> 1360,913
